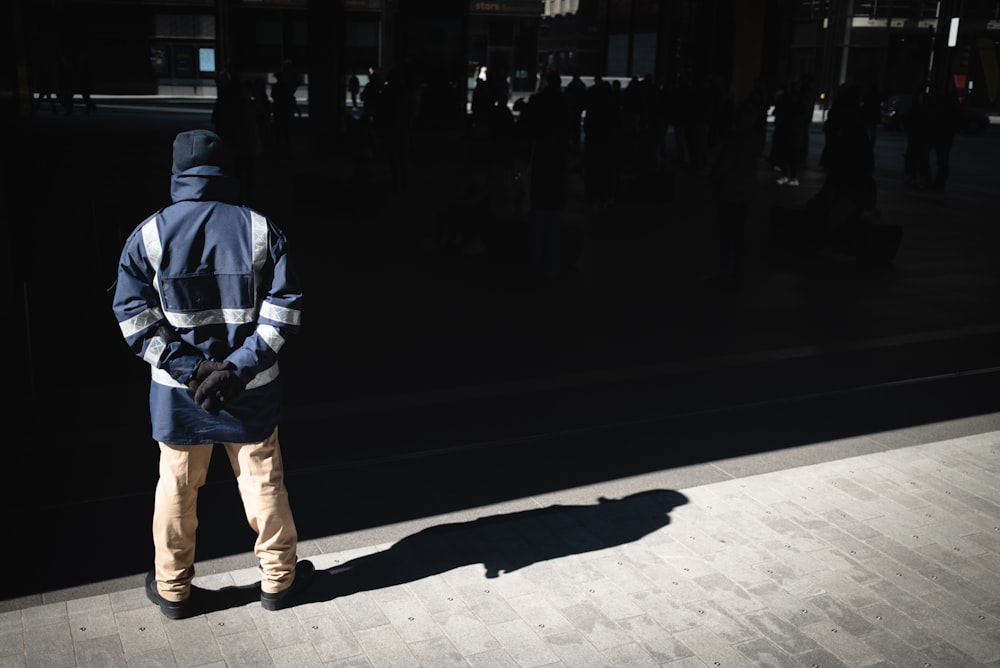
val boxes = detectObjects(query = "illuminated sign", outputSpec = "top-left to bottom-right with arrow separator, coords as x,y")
470,0 -> 542,17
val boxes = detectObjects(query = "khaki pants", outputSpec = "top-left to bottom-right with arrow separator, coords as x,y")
152,428 -> 298,601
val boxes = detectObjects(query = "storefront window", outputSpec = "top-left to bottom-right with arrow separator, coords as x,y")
175,45 -> 195,77
151,47 -> 169,76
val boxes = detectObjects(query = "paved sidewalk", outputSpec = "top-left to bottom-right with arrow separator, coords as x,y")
6,429 -> 999,667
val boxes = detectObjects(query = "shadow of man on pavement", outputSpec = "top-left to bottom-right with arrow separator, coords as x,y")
298,488 -> 688,605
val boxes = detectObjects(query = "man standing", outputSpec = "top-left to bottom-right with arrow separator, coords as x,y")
112,129 -> 312,620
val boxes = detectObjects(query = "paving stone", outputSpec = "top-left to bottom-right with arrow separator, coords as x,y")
558,601 -> 631,650
544,630 -> 609,667
163,616 -> 224,666
74,633 -> 127,668
23,620 -> 75,668
799,621 -> 885,666
269,641 -> 325,667
377,594 -> 443,644
578,578 -> 645,621
733,636 -> 801,668
672,624 -> 753,668
741,609 -> 822,655
249,606 -> 309,649
456,583 -> 519,626
354,624 -> 420,668
301,612 -> 364,663
434,607 -> 500,656
743,580 -> 816,627
67,596 -> 118,642
215,628 -> 274,667
628,590 -> 701,634
464,647 -> 520,667
408,635 -> 469,667
487,618 -> 560,667
615,615 -> 694,663
335,591 -> 391,632
114,606 -> 170,658
599,642 -> 660,667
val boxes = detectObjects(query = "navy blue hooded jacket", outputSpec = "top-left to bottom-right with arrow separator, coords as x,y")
112,165 -> 303,445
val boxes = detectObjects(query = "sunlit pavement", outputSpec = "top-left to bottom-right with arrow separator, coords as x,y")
5,430 -> 1000,666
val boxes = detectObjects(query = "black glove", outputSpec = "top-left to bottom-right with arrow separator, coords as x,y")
194,363 -> 245,415
187,360 -> 231,391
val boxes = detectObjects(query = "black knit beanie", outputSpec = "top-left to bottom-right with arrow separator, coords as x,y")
171,129 -> 231,175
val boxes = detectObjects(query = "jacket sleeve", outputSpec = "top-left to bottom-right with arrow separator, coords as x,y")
111,222 -> 204,385
225,220 -> 303,384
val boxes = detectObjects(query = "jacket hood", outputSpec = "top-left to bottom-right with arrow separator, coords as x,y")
170,165 -> 241,204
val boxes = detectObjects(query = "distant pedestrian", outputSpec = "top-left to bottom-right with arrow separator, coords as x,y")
926,87 -> 959,191
348,72 -> 360,109
212,78 -> 262,200
709,89 -> 766,290
771,80 -> 810,186
111,129 -> 313,620
902,89 -> 932,188
521,71 -> 571,284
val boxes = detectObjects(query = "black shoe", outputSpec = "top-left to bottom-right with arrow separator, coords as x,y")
145,571 -> 196,620
261,560 -> 315,611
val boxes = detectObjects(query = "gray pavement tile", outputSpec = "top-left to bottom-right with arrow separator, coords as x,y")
743,580 -> 816,627
354,625 -> 421,668
856,600 -> 934,649
408,635 -> 469,667
682,599 -> 759,645
920,640 -> 991,668
327,656 -> 373,668
741,609 -> 823,656
628,590 -> 702,634
923,616 -> 1000,664
270,641 -> 325,667
672,625 -> 753,668
205,603 -> 257,637
114,606 -> 170,658
67,597 -> 118,643
74,634 -> 127,668
860,629 -> 934,668
544,631 -> 610,667
20,604 -> 66,630
805,593 -> 877,638
162,616 -> 225,667
301,612 -> 364,662
334,591 -> 391,632
586,554 -> 657,595
807,571 -> 882,610
215,628 -> 274,666
464,647 -> 520,667
405,574 -> 463,616
577,579 -> 645,621
733,637 -> 801,668
634,564 -> 705,604
488,618 -> 561,667
456,582 -> 520,626
799,621 -> 887,666
124,646 -> 181,667
506,593 -> 574,637
23,622 -> 74,668
812,525 -> 885,562
376,593 -> 443,644
599,642 -> 660,667
557,601 -> 631,650
433,607 -> 500,656
615,615 -> 695,663
248,606 -> 311,649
